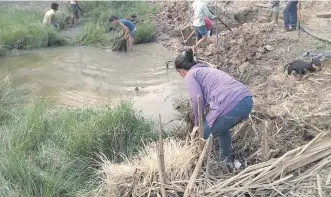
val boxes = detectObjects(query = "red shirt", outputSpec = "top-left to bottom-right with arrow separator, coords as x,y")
204,17 -> 213,30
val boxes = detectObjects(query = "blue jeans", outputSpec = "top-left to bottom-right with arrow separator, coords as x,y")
283,1 -> 298,28
203,96 -> 253,158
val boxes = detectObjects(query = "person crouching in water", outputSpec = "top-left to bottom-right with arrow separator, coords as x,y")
184,16 -> 213,46
43,2 -> 59,29
110,15 -> 136,51
174,48 -> 253,169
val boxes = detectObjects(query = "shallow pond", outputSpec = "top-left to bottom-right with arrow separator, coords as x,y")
0,44 -> 188,126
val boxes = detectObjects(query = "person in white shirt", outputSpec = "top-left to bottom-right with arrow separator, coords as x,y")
70,0 -> 79,25
42,3 -> 59,29
191,0 -> 215,53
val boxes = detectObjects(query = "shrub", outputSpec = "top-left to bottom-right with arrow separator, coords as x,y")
135,23 -> 156,44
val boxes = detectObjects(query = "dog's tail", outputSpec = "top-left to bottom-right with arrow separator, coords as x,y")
283,63 -> 290,74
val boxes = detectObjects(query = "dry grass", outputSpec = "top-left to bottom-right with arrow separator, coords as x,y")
98,138 -> 200,196
98,131 -> 331,197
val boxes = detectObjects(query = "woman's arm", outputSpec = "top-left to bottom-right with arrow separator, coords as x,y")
185,72 -> 205,127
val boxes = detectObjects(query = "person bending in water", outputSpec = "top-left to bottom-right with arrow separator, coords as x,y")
174,48 -> 253,168
184,16 -> 213,45
43,2 -> 59,29
110,15 -> 136,51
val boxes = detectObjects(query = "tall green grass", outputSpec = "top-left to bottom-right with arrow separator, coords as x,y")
0,9 -> 65,55
0,77 -> 156,196
77,2 -> 158,46
135,23 -> 156,44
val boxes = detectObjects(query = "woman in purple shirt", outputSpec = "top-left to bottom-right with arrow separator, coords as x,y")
174,48 -> 253,168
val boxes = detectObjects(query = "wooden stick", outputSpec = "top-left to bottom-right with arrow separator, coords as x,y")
183,135 -> 211,197
197,95 -> 204,151
215,0 -> 219,63
316,13 -> 331,18
157,114 -> 167,197
261,121 -> 269,161
298,0 -> 301,37
197,95 -> 204,139
204,134 -> 213,195
317,174 -> 323,197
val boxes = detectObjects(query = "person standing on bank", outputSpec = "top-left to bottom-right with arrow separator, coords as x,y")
110,15 -> 136,51
191,0 -> 216,53
184,16 -> 214,45
174,48 -> 253,168
70,0 -> 79,25
283,0 -> 299,31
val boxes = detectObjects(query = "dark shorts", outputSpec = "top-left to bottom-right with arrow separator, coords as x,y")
71,4 -> 79,19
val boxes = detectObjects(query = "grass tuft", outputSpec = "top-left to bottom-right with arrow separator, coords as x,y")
135,23 -> 156,44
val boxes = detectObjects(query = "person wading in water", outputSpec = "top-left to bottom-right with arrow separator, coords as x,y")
109,15 -> 136,51
174,48 -> 253,169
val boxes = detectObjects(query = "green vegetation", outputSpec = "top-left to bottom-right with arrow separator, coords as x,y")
0,8 -> 65,56
77,1 -> 157,46
0,76 -> 157,196
0,2 -> 158,55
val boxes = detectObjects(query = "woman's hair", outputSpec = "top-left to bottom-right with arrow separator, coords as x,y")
174,48 -> 197,70
109,15 -> 119,22
51,2 -> 59,10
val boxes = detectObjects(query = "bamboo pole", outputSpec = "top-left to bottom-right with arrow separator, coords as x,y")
157,114 -> 167,197
298,1 -> 301,37
215,0 -> 219,63
197,95 -> 204,138
261,121 -> 269,161
317,174 -> 323,197
197,95 -> 204,150
203,134 -> 213,195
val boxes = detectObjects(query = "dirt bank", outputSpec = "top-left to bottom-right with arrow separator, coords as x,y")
156,0 -> 331,162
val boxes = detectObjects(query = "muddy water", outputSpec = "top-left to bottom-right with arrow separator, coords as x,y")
0,44 -> 187,125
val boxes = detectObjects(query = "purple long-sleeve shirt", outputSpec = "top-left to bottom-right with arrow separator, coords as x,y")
184,63 -> 252,128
